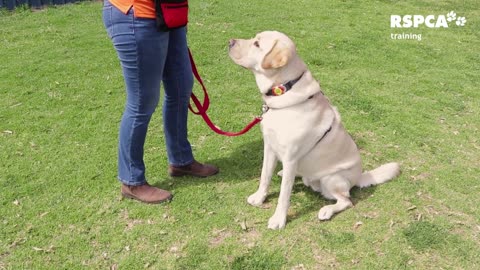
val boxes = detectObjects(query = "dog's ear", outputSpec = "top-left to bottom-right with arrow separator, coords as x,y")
261,40 -> 290,69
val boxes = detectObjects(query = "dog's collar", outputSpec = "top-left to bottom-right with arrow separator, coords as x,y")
266,72 -> 305,96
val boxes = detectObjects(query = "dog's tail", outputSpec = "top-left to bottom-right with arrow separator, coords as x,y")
356,162 -> 400,188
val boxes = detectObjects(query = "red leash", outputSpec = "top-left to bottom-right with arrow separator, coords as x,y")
187,49 -> 262,136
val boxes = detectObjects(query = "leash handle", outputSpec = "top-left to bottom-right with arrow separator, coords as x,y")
187,48 -> 261,136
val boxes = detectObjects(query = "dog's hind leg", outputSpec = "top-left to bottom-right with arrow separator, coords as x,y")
317,175 -> 353,220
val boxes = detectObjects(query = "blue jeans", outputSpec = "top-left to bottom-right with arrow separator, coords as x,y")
102,0 -> 194,186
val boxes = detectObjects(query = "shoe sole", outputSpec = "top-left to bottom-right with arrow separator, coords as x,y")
121,193 -> 173,204
168,169 -> 219,178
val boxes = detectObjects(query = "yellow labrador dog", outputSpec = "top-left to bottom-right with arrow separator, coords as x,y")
228,31 -> 400,230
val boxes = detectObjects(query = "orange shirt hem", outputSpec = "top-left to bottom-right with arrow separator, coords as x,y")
108,0 -> 156,19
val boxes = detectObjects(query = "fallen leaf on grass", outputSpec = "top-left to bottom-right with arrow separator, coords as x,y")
32,245 -> 54,253
9,238 -> 27,248
2,130 -> 13,135
240,220 -> 248,231
353,221 -> 363,230
407,206 -> 417,211
389,220 -> 396,228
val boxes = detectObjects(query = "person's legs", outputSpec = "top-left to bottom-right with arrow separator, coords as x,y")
103,1 -> 171,202
162,27 -> 194,167
162,28 -> 219,177
104,1 -> 217,187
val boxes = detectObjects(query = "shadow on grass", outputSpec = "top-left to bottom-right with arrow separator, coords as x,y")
161,139 -> 264,188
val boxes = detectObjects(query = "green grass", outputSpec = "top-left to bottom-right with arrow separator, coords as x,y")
1,0 -> 479,269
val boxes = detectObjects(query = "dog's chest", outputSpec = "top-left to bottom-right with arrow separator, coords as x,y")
261,107 -> 319,155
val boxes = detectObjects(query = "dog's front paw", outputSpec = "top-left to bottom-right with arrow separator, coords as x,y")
318,206 -> 335,220
268,213 -> 287,230
247,191 -> 266,206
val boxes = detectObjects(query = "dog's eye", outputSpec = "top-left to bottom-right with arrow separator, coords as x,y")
253,41 -> 260,48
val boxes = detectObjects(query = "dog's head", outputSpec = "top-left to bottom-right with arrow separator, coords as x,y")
228,31 -> 296,73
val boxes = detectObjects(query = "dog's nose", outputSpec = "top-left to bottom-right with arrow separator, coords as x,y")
229,39 -> 236,49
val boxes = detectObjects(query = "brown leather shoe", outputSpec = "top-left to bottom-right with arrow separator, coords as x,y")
121,183 -> 173,204
168,160 -> 219,177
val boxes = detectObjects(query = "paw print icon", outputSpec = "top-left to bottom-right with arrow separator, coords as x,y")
446,11 -> 456,22
456,16 -> 467,26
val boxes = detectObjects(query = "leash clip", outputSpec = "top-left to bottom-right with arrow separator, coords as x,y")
260,103 -> 269,118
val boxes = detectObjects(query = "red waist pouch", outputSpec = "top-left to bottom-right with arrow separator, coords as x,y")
154,0 -> 188,31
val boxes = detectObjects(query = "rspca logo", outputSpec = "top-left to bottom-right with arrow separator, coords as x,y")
391,11 -> 467,28
390,11 -> 466,41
